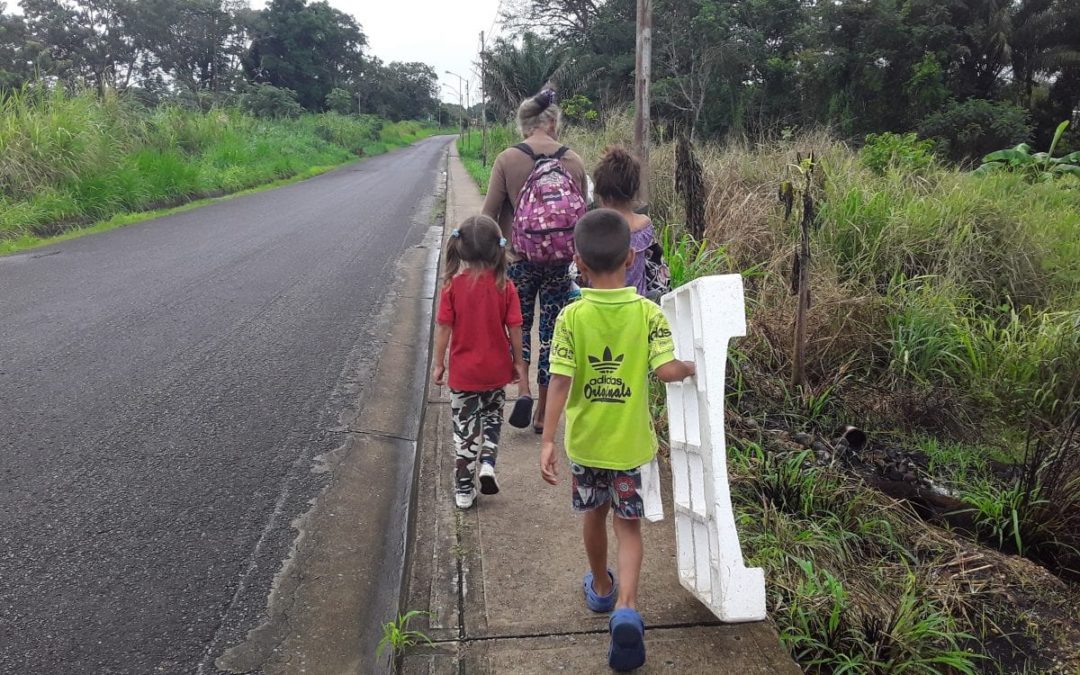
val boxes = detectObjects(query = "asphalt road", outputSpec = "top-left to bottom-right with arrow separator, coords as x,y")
0,135 -> 452,673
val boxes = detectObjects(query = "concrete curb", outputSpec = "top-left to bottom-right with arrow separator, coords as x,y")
212,137 -> 453,675
396,142 -> 450,625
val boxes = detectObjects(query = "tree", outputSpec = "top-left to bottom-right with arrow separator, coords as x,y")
325,86 -> 354,115
242,82 -> 302,118
133,0 -> 248,101
20,0 -> 144,93
919,98 -> 1033,163
482,32 -> 581,117
501,0 -> 602,44
355,58 -> 438,121
242,0 -> 366,110
0,3 -> 42,90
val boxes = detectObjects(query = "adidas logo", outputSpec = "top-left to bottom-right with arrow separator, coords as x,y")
588,347 -> 624,373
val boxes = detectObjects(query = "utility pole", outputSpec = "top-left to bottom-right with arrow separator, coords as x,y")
480,30 -> 488,166
634,0 -> 652,204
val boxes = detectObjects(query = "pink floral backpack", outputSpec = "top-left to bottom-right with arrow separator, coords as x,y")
511,144 -> 587,264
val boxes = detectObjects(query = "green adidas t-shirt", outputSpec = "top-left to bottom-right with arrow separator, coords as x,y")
549,287 -> 677,470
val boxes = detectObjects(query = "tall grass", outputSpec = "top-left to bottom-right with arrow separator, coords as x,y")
456,114 -> 1080,670
0,87 -> 437,245
565,115 -> 1080,430
456,124 -> 516,193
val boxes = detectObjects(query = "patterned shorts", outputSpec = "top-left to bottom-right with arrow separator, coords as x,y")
570,463 -> 644,520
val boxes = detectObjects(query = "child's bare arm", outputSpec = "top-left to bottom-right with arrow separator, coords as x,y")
654,359 -> 696,383
540,374 -> 572,485
432,324 -> 451,385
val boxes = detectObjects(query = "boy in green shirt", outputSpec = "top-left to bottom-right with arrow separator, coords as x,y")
541,209 -> 695,672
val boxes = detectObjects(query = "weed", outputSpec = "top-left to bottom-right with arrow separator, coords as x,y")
961,477 -> 1035,554
659,226 -> 733,287
376,610 -> 433,664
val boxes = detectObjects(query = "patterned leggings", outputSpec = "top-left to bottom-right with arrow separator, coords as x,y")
509,260 -> 571,387
450,388 -> 506,494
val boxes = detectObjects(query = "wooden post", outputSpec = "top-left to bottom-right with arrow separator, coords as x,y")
634,0 -> 653,204
791,155 -> 815,388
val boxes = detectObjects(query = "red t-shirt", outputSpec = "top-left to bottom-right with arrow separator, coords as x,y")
437,271 -> 523,391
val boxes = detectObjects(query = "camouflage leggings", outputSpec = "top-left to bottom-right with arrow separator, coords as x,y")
450,388 -> 506,494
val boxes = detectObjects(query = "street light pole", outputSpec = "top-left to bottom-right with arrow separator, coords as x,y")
465,80 -> 471,147
445,70 -> 469,144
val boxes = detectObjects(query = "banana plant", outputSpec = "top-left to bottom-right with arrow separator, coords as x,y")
975,120 -> 1080,181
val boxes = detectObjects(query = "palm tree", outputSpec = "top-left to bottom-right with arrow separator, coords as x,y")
482,32 -> 584,118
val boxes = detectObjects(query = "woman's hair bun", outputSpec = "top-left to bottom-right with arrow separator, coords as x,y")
533,88 -> 557,110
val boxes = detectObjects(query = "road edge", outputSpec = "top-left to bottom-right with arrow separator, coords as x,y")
209,139 -> 451,675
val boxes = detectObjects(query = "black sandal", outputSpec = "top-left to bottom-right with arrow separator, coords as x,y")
508,396 -> 533,429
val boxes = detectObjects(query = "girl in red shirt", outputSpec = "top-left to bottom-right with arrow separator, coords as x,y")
432,215 -> 529,509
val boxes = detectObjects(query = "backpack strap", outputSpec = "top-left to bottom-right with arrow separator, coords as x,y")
514,143 -> 537,160
516,143 -> 570,162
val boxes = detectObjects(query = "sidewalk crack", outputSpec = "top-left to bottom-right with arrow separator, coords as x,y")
431,618 -> 725,646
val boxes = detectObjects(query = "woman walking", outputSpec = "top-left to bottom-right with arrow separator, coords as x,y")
483,88 -> 588,433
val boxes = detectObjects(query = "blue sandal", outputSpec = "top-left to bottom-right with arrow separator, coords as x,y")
608,607 -> 646,671
582,569 -> 617,613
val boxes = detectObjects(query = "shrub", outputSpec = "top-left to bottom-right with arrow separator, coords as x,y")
860,132 -> 935,175
918,99 -> 1032,165
325,87 -> 356,116
242,84 -> 303,119
561,94 -> 599,125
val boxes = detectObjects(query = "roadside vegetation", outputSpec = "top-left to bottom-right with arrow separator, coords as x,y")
0,0 -> 456,252
456,126 -> 516,194
462,115 -> 1080,673
0,87 -> 439,251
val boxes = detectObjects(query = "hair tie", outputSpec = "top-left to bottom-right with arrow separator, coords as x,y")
450,228 -> 461,238
499,237 -> 507,248
534,88 -> 556,110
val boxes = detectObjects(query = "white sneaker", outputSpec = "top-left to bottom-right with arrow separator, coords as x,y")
455,488 -> 476,509
479,463 -> 500,495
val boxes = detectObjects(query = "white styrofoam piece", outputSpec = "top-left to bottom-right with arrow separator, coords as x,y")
661,274 -> 767,623
639,456 -> 664,522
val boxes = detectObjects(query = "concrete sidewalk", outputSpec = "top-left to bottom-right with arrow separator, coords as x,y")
399,146 -> 800,673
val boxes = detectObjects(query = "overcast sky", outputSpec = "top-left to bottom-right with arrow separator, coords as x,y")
255,0 -> 504,104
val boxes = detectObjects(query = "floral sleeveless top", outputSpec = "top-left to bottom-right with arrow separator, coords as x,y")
626,221 -> 655,296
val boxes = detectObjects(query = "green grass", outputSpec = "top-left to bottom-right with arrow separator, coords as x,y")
0,88 -> 440,251
0,162 -> 344,255
456,124 -> 516,193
